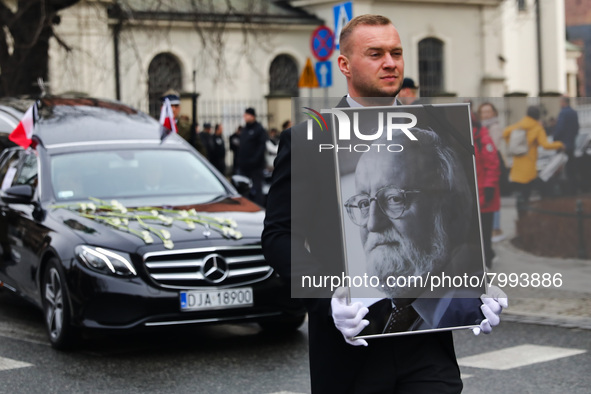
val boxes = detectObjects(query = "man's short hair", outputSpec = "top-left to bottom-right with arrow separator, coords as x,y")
339,14 -> 393,56
561,96 -> 571,106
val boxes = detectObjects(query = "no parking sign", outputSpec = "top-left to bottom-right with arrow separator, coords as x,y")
310,26 -> 334,62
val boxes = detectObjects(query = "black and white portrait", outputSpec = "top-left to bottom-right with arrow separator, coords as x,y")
334,104 -> 486,337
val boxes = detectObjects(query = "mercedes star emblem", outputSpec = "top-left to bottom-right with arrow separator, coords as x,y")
201,254 -> 229,284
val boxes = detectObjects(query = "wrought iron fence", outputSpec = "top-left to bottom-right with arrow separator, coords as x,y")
197,99 -> 269,137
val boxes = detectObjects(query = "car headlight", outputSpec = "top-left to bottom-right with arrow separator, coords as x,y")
75,245 -> 137,277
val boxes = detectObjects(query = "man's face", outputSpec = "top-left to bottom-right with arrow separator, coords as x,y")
354,150 -> 450,298
397,87 -> 417,105
338,24 -> 404,100
244,113 -> 255,124
171,104 -> 181,119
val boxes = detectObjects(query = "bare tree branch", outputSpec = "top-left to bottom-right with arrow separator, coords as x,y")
52,31 -> 72,52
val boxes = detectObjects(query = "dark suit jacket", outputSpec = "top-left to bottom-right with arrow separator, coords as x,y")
262,97 -> 462,393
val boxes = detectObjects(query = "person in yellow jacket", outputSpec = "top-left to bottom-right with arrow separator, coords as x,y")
503,105 -> 564,214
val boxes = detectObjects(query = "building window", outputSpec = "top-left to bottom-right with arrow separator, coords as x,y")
148,53 -> 182,118
418,38 -> 444,97
269,54 -> 299,97
517,0 -> 527,11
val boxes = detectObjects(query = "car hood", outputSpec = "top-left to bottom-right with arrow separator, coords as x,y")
50,196 -> 265,253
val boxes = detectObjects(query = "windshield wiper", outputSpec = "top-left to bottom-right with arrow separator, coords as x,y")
207,194 -> 228,203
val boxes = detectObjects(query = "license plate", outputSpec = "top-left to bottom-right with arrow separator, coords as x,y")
180,288 -> 253,311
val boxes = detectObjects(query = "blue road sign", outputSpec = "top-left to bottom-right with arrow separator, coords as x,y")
333,2 -> 353,50
315,61 -> 332,88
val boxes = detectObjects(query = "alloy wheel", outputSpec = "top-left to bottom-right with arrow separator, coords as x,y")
44,267 -> 64,341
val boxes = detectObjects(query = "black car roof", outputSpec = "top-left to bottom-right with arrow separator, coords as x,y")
0,105 -> 22,133
33,97 -> 162,147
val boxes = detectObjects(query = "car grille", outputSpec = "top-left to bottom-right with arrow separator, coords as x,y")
143,245 -> 273,289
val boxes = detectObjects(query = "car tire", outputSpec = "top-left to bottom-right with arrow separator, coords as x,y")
41,258 -> 79,350
259,313 -> 306,332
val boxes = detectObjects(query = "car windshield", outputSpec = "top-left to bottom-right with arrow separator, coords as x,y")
50,149 -> 228,204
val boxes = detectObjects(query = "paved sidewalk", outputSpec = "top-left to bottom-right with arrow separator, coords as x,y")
491,197 -> 591,329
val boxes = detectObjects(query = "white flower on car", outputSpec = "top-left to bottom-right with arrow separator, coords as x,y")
142,231 -> 154,244
160,229 -> 171,239
158,215 -> 174,225
111,200 -> 127,213
56,198 -> 244,248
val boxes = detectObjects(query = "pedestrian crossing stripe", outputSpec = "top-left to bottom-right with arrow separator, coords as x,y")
0,356 -> 33,371
458,344 -> 586,370
267,392 -> 306,394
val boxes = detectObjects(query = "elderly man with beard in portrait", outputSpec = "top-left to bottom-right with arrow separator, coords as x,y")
342,128 -> 489,336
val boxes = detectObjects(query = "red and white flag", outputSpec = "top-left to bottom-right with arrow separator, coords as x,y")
159,98 -> 177,140
9,101 -> 39,149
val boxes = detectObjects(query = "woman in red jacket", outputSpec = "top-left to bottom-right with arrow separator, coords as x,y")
473,114 -> 501,269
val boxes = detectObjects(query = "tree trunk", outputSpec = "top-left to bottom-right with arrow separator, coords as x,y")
0,0 -> 79,97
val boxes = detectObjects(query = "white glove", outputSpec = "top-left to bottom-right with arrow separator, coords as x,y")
331,287 -> 370,346
473,285 -> 509,335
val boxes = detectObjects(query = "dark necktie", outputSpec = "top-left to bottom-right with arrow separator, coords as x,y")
383,299 -> 419,334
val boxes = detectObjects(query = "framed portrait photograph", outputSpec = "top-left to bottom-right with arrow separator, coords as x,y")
329,103 -> 487,338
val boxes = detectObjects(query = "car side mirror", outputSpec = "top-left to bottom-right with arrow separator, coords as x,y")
231,175 -> 253,196
1,184 -> 34,204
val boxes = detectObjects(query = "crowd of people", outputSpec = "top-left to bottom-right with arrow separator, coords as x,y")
160,87 -> 582,266
473,97 -> 581,264
159,90 -> 289,206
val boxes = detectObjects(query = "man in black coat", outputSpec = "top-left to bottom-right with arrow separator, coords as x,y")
210,123 -> 227,175
553,96 -> 580,195
262,14 -> 507,393
229,126 -> 242,175
238,107 -> 268,205
199,122 -> 214,160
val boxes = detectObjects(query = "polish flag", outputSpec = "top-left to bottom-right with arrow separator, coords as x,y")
159,98 -> 177,140
9,101 -> 39,149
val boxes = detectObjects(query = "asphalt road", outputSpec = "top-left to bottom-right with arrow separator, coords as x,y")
0,289 -> 589,394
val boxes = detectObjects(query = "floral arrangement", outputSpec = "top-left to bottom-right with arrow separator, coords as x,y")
53,197 -> 242,249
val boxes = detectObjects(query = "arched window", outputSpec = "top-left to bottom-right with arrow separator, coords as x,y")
269,54 -> 299,97
148,53 -> 182,118
418,38 -> 444,97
